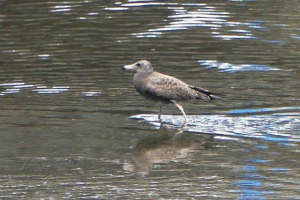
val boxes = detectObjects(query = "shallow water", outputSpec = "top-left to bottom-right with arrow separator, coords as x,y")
0,0 -> 299,199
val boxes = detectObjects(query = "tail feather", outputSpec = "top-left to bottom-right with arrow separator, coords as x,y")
189,86 -> 224,100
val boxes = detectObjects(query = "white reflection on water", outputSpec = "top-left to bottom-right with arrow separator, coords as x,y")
38,54 -> 50,60
33,86 -> 69,94
104,0 -> 293,43
50,5 -> 72,13
131,4 -> 228,38
105,7 -> 128,11
0,82 -> 70,95
49,1 -> 84,13
122,2 -> 178,7
290,34 -> 300,40
213,34 -> 256,40
199,60 -> 280,73
0,82 -> 106,96
115,1 -> 261,40
82,91 -> 102,97
131,110 -> 300,143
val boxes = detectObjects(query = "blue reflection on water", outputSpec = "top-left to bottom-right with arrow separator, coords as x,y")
269,168 -> 289,172
243,165 -> 256,172
255,145 -> 267,149
261,39 -> 285,44
234,153 -> 278,200
229,108 -> 271,114
243,174 -> 265,179
228,107 -> 300,114
235,180 -> 266,200
236,164 -> 273,199
240,189 -> 266,200
246,159 -> 268,164
248,22 -> 266,30
262,136 -> 290,142
279,142 -> 297,147
236,180 -> 261,187
290,34 -> 300,39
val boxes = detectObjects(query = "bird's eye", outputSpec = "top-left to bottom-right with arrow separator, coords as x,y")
136,63 -> 141,67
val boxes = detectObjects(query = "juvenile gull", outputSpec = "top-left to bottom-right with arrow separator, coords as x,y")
122,60 -> 222,123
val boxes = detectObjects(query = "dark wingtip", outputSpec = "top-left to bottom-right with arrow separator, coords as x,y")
209,94 -> 225,101
189,85 -> 225,101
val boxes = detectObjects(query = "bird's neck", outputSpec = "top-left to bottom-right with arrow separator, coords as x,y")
134,71 -> 153,78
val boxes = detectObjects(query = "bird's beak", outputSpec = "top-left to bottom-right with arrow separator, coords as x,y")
122,63 -> 137,72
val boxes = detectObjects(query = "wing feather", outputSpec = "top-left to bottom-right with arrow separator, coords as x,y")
144,74 -> 198,102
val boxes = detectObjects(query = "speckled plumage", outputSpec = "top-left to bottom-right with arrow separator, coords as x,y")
135,71 -> 209,103
122,60 -> 222,124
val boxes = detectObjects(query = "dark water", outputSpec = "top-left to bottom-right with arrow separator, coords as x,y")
0,0 -> 299,199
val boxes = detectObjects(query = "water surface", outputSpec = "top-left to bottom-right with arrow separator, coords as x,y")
0,0 -> 299,199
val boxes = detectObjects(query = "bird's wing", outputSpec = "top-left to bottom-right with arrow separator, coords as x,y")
189,85 -> 223,100
144,74 -> 199,102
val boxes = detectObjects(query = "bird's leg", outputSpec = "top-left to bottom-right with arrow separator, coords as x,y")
170,100 -> 188,123
158,105 -> 162,120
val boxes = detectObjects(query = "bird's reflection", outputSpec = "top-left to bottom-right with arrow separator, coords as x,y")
123,130 -> 213,176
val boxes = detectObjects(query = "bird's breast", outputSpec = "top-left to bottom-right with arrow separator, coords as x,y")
133,73 -> 166,103
133,73 -> 148,95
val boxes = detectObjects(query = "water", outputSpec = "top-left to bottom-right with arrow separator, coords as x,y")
0,0 -> 299,199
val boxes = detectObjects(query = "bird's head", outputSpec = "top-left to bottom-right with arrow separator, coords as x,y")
122,60 -> 153,73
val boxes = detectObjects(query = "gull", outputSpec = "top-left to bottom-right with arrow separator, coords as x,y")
122,60 -> 222,124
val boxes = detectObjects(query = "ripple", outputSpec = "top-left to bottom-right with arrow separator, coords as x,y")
1,88 -> 20,94
132,4 -> 230,38
290,34 -> 300,40
128,0 -> 157,2
49,2 -> 77,13
38,54 -> 50,60
261,39 -> 285,44
50,6 -> 72,13
33,86 -> 69,94
104,1 -> 270,42
82,91 -> 102,97
245,159 -> 268,164
269,168 -> 289,172
236,180 -> 261,187
105,7 -> 128,11
131,112 -> 300,143
198,60 -> 280,73
213,34 -> 256,40
0,82 -> 70,96
122,2 -> 178,7
228,0 -> 258,2
228,107 -> 300,114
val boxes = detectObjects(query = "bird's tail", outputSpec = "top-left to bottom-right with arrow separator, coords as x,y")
189,86 -> 224,100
